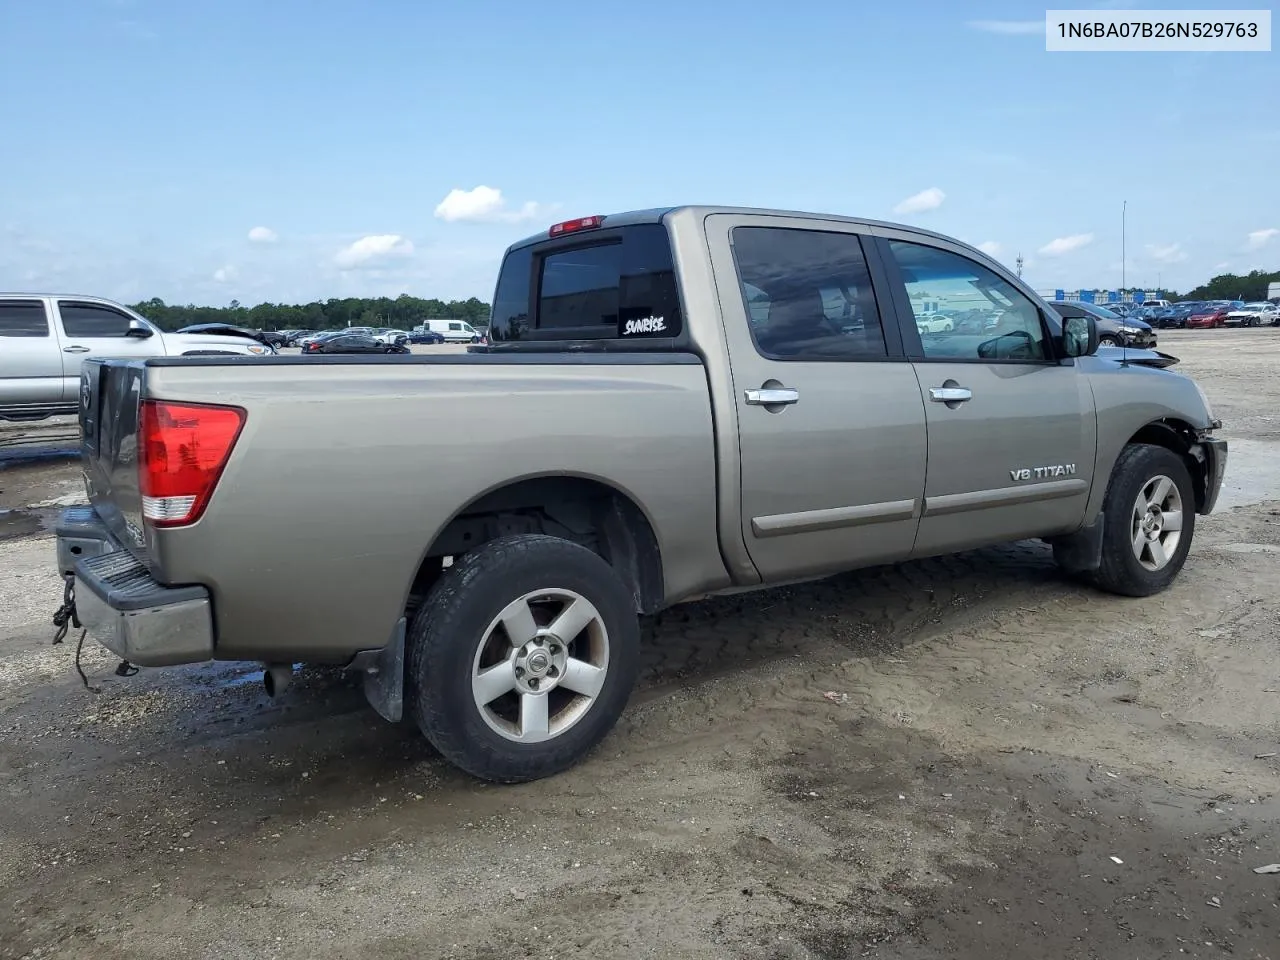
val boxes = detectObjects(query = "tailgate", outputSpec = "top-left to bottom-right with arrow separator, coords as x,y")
80,359 -> 151,564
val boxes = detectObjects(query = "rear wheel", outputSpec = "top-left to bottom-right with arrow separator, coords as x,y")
405,534 -> 641,783
1090,443 -> 1196,597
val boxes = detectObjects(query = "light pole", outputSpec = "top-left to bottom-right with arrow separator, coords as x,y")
1121,200 -> 1127,295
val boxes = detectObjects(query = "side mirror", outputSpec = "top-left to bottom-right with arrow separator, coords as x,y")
126,319 -> 155,339
1062,314 -> 1098,358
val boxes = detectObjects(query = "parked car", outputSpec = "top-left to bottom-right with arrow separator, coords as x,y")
1157,303 -> 1199,329
303,333 -> 409,354
407,329 -> 447,344
371,328 -> 411,346
1,294 -> 272,421
1188,303 -> 1232,328
175,323 -> 281,352
55,205 -> 1226,783
1051,300 -> 1156,349
1224,302 -> 1280,327
914,313 -> 955,333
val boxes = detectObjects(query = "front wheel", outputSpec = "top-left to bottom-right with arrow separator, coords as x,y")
1091,443 -> 1196,597
1099,335 -> 1120,347
405,534 -> 641,783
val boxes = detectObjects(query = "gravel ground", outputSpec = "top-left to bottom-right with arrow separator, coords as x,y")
3,329 -> 1280,959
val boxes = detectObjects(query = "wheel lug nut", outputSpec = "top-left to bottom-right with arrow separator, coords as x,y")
529,678 -> 540,690
515,666 -> 525,678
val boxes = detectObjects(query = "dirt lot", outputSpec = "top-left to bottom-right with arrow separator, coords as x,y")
4,329 -> 1280,960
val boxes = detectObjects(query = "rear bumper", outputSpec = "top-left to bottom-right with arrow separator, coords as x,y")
55,505 -> 115,575
56,507 -> 214,667
1199,437 -> 1228,515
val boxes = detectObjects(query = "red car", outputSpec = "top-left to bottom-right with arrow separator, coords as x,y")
1187,305 -> 1230,328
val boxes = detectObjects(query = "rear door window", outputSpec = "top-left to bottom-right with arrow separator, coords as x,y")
730,227 -> 889,360
489,223 -> 683,343
0,300 -> 50,337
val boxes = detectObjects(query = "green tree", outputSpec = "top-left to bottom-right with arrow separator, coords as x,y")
130,294 -> 493,333
1182,269 -> 1280,302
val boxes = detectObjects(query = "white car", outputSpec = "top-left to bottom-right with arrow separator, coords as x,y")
915,313 -> 955,333
1224,302 -> 1280,327
1,294 -> 273,422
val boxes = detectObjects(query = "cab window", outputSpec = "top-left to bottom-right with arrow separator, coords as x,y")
58,302 -> 134,338
886,241 -> 1047,362
0,301 -> 50,337
730,226 -> 889,360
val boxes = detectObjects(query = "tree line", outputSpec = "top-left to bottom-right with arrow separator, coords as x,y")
130,294 -> 491,333
1177,268 -> 1280,303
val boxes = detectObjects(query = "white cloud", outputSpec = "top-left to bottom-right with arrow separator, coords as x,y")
977,241 -> 1002,257
1213,261 -> 1231,271
1146,242 -> 1187,264
434,186 -> 544,224
212,265 -> 238,283
892,187 -> 946,216
333,234 -> 415,270
248,226 -> 278,244
1038,233 -> 1094,256
1246,228 -> 1278,250
967,19 -> 1044,34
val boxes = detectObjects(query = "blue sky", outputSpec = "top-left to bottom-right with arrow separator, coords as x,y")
1,0 -> 1276,306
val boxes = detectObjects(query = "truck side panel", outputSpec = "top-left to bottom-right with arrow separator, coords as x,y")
141,358 -> 727,662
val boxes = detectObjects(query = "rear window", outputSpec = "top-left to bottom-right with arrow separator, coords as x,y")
0,300 -> 49,337
488,223 -> 683,343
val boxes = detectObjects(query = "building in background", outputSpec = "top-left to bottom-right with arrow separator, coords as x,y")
1037,289 -> 1169,305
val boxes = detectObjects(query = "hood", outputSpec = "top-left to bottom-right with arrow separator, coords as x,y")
167,328 -> 274,355
1093,345 -> 1179,368
175,322 -> 272,345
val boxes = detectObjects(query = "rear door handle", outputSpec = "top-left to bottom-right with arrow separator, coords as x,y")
929,386 -> 972,403
63,346 -> 91,353
745,387 -> 799,406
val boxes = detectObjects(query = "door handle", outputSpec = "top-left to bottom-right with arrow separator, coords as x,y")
929,386 -> 972,403
745,387 -> 799,406
63,346 -> 91,354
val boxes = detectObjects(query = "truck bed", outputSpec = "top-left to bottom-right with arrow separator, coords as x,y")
79,351 -> 728,663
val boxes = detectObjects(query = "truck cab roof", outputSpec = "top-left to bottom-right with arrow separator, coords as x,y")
507,206 -> 989,260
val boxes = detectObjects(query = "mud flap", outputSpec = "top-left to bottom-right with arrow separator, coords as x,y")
357,617 -> 405,723
1046,511 -> 1105,574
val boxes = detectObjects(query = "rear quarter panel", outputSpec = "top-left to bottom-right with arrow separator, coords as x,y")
143,357 -> 726,662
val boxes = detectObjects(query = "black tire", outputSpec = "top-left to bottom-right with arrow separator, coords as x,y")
405,534 -> 641,783
1091,443 -> 1196,597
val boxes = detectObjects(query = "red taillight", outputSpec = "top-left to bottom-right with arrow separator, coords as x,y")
549,215 -> 605,237
139,400 -> 245,528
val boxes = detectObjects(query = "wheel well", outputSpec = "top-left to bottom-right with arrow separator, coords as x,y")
1125,419 -> 1209,511
408,477 -> 664,615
